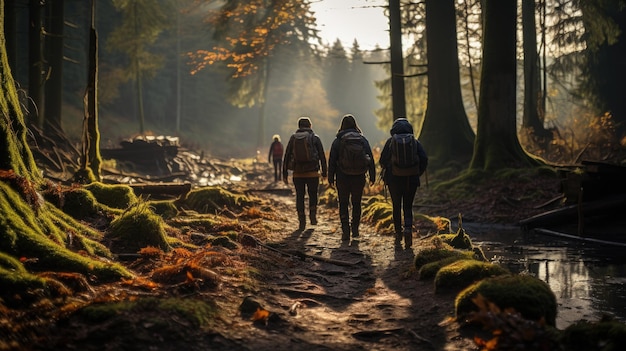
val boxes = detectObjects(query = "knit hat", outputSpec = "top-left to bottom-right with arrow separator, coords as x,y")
339,114 -> 361,133
298,117 -> 312,128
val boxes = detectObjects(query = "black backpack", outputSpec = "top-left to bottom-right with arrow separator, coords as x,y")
390,133 -> 420,176
290,131 -> 319,171
338,132 -> 371,175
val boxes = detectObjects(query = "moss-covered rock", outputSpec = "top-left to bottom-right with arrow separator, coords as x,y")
108,203 -> 172,253
419,256 -> 471,280
455,274 -> 558,327
434,260 -> 509,294
437,229 -> 473,250
414,246 -> 474,270
184,186 -> 254,213
85,182 -> 137,209
560,317 -> 626,351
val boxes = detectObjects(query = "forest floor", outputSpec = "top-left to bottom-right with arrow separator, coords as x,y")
2,159 -> 565,351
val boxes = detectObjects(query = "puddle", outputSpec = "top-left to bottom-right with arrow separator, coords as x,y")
464,224 -> 626,329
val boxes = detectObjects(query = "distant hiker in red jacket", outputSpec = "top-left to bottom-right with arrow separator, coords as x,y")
268,134 -> 284,182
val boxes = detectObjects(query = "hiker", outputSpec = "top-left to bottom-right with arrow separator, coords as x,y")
328,114 -> 376,241
379,118 -> 428,249
268,134 -> 284,182
283,116 -> 328,231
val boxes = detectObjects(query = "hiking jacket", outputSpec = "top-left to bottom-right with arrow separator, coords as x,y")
328,128 -> 376,184
379,118 -> 428,185
282,128 -> 328,179
268,140 -> 283,162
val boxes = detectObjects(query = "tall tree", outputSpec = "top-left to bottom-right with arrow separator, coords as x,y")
470,0 -> 540,170
107,0 -> 170,135
43,0 -> 64,134
388,0 -> 406,119
190,0 -> 319,148
28,0 -> 43,127
420,0 -> 475,170
522,0 -> 550,141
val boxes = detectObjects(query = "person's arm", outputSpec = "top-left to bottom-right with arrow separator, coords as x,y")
363,137 -> 376,184
327,138 -> 339,186
416,140 -> 428,176
315,135 -> 327,178
268,142 -> 273,163
283,137 -> 293,183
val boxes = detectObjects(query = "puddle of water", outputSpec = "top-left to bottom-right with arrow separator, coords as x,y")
464,224 -> 626,329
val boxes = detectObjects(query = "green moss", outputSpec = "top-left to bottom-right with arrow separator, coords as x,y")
455,274 -> 557,327
85,182 -> 137,209
0,266 -> 48,305
437,230 -> 473,250
57,187 -> 101,220
148,200 -> 179,219
0,251 -> 26,272
81,297 -> 217,328
419,256 -> 469,280
72,168 -> 97,184
168,217 -> 220,232
560,318 -> 626,351
108,203 -> 172,253
184,186 -> 254,213
363,200 -> 393,222
0,181 -> 131,282
319,187 -> 338,207
434,260 -> 509,294
414,246 -> 474,270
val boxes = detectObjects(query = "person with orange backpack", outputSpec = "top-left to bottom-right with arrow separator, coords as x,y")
268,134 -> 284,182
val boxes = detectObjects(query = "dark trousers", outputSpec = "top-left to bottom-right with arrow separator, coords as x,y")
387,177 -> 418,233
293,177 -> 319,214
272,159 -> 282,181
336,174 -> 366,227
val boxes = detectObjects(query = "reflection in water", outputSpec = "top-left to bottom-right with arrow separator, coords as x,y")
466,225 -> 626,329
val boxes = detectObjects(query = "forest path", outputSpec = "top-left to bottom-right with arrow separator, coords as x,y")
231,187 -> 477,351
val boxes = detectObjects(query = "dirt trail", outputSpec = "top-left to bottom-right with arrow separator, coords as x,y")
231,189 -> 477,351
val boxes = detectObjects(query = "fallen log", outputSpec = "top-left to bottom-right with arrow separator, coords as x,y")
519,194 -> 626,229
129,182 -> 192,199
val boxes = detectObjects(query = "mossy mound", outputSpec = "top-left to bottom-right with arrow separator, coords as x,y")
362,197 -> 394,234
319,187 -> 338,207
183,186 -> 254,213
434,260 -> 509,294
414,246 -> 474,270
560,317 -> 626,351
148,200 -> 179,219
85,182 -> 137,209
455,274 -> 557,327
419,256 -> 472,280
436,229 -> 473,250
66,297 -> 218,349
0,181 -> 132,285
108,203 -> 172,253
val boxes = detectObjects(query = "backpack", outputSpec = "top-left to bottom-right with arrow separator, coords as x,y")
390,133 -> 421,176
272,142 -> 283,159
291,131 -> 319,171
338,132 -> 371,175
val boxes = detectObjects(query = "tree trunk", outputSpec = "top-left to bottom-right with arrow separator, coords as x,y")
470,0 -> 540,170
4,0 -> 15,72
389,0 -> 406,120
420,0 -> 475,170
522,0 -> 550,140
81,0 -> 101,181
43,0 -> 64,134
28,0 -> 43,128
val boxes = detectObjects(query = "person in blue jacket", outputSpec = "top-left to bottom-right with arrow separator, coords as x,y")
328,114 -> 376,241
379,118 -> 428,249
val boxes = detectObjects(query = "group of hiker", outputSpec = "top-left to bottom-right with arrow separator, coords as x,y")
267,114 -> 428,249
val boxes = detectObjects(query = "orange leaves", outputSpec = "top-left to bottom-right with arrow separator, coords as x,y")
252,307 -> 270,323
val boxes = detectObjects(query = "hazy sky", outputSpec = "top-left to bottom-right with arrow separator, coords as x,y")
310,0 -> 389,51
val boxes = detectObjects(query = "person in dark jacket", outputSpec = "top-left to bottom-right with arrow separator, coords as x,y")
379,118 -> 428,249
268,134 -> 284,182
328,114 -> 376,241
283,117 -> 328,231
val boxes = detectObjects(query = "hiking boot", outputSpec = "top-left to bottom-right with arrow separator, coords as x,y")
394,232 -> 402,247
404,229 -> 413,249
341,223 -> 350,241
298,213 -> 306,231
310,207 -> 318,225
